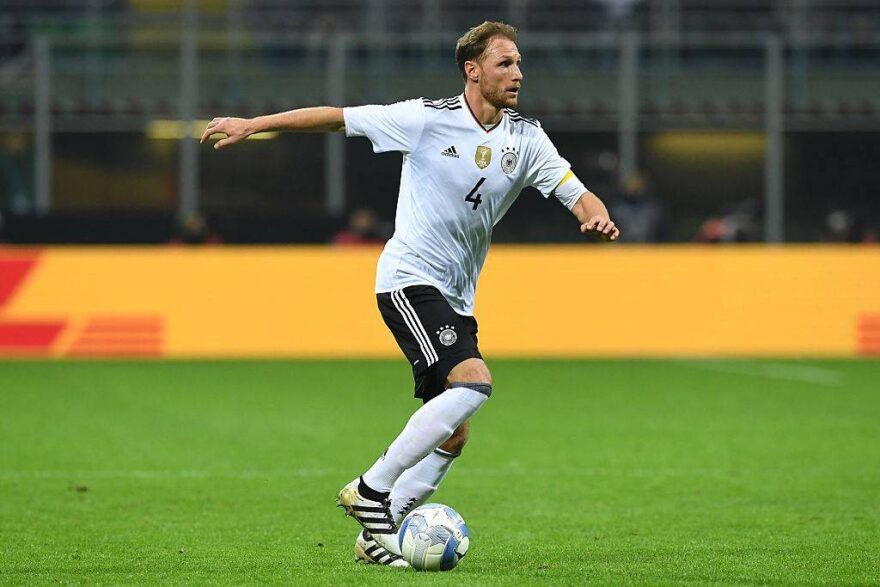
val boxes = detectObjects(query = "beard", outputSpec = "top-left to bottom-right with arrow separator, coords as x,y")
481,80 -> 518,109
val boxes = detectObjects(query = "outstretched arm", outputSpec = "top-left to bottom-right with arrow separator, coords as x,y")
200,107 -> 345,150
571,191 -> 620,241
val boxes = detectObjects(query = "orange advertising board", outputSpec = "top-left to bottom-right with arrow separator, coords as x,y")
1,246 -> 878,358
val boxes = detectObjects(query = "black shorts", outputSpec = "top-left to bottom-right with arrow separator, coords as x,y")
377,285 -> 482,402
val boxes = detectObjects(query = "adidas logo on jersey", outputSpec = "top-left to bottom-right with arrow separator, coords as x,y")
441,146 -> 459,158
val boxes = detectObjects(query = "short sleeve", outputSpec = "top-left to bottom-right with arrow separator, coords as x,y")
343,99 -> 427,154
526,129 -> 576,206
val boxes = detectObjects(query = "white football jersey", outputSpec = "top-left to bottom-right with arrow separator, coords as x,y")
344,94 -> 581,316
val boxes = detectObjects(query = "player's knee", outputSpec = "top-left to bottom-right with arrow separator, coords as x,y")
447,358 -> 493,390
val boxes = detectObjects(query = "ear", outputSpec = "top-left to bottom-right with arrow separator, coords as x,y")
464,60 -> 480,83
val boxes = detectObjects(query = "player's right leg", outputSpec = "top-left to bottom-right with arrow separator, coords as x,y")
389,421 -> 468,522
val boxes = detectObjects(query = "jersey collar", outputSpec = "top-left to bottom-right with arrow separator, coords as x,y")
460,94 -> 504,134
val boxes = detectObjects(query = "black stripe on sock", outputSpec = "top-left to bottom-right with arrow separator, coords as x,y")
433,447 -> 461,459
358,477 -> 389,501
447,381 -> 493,397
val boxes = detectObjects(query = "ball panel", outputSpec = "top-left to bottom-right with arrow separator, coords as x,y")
439,534 -> 460,571
398,515 -> 412,550
457,535 -> 470,559
443,505 -> 465,526
425,524 -> 451,545
411,532 -> 430,569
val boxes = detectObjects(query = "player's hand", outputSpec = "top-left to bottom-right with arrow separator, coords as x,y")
200,117 -> 254,149
580,216 -> 619,241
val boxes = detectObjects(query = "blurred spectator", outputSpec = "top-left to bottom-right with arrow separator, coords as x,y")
822,209 -> 857,243
694,200 -> 759,243
332,208 -> 388,245
170,212 -> 222,245
609,173 -> 665,243
0,133 -> 31,213
822,209 -> 878,244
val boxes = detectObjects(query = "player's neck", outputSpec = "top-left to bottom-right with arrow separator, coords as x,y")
463,87 -> 503,126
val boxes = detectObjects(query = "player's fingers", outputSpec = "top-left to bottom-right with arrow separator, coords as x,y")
602,221 -> 615,235
214,137 -> 230,149
610,227 -> 620,240
201,120 -> 226,143
594,218 -> 608,232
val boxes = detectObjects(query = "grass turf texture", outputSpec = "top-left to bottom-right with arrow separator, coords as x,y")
1,359 -> 878,584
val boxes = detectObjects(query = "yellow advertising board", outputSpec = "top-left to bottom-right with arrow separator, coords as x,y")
1,246 -> 878,358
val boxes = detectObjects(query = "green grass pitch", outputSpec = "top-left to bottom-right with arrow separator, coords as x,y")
1,359 -> 878,584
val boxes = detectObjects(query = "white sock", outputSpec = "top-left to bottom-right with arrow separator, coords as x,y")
389,448 -> 458,523
362,385 -> 489,493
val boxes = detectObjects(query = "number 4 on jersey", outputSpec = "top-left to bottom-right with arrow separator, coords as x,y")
464,177 -> 486,210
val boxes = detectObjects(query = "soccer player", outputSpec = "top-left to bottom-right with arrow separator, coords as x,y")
202,21 -> 619,567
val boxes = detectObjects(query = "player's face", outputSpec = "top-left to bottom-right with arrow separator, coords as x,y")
477,37 -> 523,109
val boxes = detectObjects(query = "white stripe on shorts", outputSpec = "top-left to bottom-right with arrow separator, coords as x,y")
397,289 -> 439,365
391,289 -> 438,366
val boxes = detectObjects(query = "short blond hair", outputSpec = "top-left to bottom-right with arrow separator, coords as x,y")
455,21 -> 519,81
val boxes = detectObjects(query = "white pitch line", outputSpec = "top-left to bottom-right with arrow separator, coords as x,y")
673,359 -> 844,387
0,468 -> 339,480
455,466 -> 746,482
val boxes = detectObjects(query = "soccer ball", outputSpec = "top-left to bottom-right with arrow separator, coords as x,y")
398,503 -> 470,571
